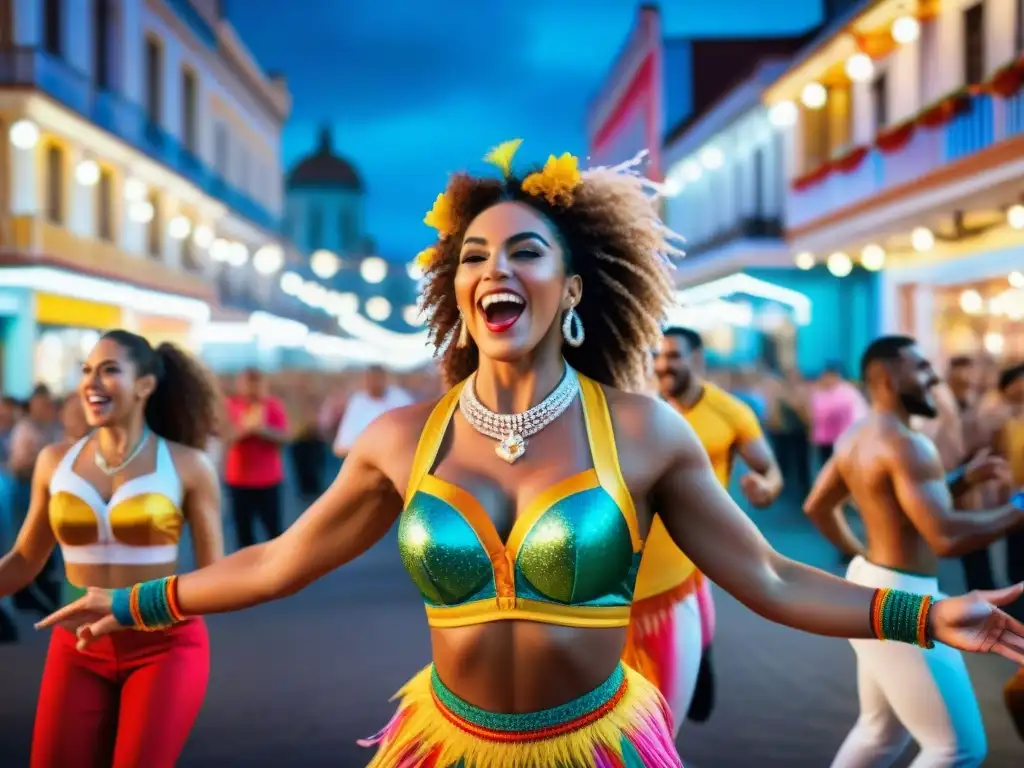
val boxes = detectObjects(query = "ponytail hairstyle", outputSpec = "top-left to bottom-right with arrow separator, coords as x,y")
100,330 -> 221,450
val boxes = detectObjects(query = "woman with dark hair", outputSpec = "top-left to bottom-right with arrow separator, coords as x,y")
3,330 -> 223,767
43,145 -> 1024,767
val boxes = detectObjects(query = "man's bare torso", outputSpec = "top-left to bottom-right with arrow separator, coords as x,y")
834,413 -> 944,575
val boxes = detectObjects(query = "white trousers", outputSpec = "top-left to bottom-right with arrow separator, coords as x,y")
831,557 -> 987,768
666,591 -> 704,736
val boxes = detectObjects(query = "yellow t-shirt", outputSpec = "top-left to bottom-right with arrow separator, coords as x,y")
634,383 -> 764,600
1004,418 -> 1024,486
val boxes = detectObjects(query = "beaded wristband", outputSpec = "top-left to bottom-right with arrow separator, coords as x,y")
110,576 -> 184,631
870,588 -> 934,648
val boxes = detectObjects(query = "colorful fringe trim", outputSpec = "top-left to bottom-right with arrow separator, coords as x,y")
622,573 -> 708,701
359,664 -> 682,767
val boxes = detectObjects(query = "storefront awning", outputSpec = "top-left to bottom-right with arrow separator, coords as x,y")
0,267 -> 210,323
673,272 -> 812,325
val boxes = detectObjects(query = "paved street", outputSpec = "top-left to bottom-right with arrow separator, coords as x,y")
1,481 -> 1021,767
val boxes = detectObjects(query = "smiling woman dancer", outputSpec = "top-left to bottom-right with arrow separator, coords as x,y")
2,330 -> 224,768
41,143 -> 1024,768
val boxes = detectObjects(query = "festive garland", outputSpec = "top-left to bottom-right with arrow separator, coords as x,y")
788,57 -> 1024,193
987,57 -> 1024,99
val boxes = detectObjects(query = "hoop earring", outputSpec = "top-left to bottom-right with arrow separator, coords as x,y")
457,317 -> 469,348
562,306 -> 584,348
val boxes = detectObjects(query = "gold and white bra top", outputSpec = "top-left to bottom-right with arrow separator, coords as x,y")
48,435 -> 184,565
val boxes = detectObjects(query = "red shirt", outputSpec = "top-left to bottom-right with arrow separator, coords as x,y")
224,395 -> 288,488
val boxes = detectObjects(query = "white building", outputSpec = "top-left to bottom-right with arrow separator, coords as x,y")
0,0 -> 307,394
766,0 -> 1024,365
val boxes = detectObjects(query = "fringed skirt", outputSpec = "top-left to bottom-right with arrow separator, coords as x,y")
360,663 -> 682,767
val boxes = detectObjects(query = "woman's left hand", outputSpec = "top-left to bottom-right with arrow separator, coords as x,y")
35,587 -> 125,651
930,584 -> 1024,663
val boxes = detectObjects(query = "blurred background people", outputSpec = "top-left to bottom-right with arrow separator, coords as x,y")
332,365 -> 413,460
6,385 -> 62,617
223,369 -> 290,550
809,364 -> 866,467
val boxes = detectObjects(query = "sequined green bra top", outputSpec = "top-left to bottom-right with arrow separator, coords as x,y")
398,374 -> 643,629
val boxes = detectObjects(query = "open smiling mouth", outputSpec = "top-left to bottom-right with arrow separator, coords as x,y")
85,392 -> 113,416
479,291 -> 526,333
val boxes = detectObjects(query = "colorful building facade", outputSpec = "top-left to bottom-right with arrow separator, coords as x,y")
766,0 -> 1024,367
0,0 -> 308,394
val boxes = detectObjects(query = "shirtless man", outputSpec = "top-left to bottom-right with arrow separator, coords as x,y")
804,335 -> 1024,767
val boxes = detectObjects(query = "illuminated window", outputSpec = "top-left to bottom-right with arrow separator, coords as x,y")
45,144 -> 64,225
96,168 -> 113,241
147,191 -> 162,258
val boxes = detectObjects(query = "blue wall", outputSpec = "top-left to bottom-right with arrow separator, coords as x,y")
709,267 -> 880,377
751,266 -> 880,377
0,288 -> 37,398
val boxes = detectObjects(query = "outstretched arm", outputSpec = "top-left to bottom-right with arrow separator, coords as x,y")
652,400 -> 1024,659
887,433 -> 1024,558
40,414 -> 404,627
652,401 -> 879,639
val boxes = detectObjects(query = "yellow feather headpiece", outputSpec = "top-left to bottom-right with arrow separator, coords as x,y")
413,140 -> 584,273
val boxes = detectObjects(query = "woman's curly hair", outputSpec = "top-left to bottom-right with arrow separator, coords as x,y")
419,163 -> 680,391
101,330 -> 223,450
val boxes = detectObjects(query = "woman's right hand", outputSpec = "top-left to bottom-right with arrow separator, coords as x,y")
35,587 -> 124,650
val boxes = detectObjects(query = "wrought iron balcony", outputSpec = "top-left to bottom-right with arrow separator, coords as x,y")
0,46 -> 282,234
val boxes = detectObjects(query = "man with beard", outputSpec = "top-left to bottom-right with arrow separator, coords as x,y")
623,326 -> 783,732
804,336 -> 1024,767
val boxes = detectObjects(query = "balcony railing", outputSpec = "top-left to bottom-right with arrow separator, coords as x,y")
786,91 -> 1011,231
6,215 -> 215,299
0,46 -> 281,234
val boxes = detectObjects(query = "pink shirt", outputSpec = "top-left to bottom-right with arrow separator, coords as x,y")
810,382 -> 866,446
224,395 -> 288,487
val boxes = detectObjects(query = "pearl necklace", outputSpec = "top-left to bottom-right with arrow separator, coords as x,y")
459,365 -> 580,464
94,429 -> 150,476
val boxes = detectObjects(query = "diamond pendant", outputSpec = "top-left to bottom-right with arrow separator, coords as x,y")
496,432 -> 526,464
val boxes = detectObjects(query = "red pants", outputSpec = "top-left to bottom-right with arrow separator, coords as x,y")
31,619 -> 209,768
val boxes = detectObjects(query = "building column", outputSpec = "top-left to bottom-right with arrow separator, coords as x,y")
67,145 -> 97,238
911,283 -> 937,361
8,134 -> 38,215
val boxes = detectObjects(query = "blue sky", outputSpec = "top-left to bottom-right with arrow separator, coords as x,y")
229,0 -> 822,260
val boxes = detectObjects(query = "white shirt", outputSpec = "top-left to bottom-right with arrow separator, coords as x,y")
334,387 -> 414,454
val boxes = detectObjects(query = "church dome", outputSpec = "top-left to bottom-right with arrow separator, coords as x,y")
287,125 -> 363,191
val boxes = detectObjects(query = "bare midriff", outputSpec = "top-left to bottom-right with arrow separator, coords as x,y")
65,562 -> 179,594
430,623 -> 626,713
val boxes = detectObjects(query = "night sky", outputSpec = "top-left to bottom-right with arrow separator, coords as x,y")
229,0 -> 822,260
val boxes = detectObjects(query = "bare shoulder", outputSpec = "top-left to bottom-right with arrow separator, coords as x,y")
165,441 -> 218,485
602,386 -> 698,464
859,417 -> 943,478
356,398 -> 439,462
37,440 -> 73,474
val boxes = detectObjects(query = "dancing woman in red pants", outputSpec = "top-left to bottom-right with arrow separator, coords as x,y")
0,330 -> 223,767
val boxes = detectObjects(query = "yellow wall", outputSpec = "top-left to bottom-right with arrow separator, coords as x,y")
36,293 -> 123,330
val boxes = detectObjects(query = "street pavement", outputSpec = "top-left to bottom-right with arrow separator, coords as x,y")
0,480 -> 1021,767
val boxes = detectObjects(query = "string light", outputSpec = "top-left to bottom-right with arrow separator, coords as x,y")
826,252 -> 853,277
794,252 -> 815,270
860,244 -> 886,271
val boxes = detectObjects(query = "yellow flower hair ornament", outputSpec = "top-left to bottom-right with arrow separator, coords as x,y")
415,245 -> 439,271
423,193 -> 455,239
522,153 -> 582,207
